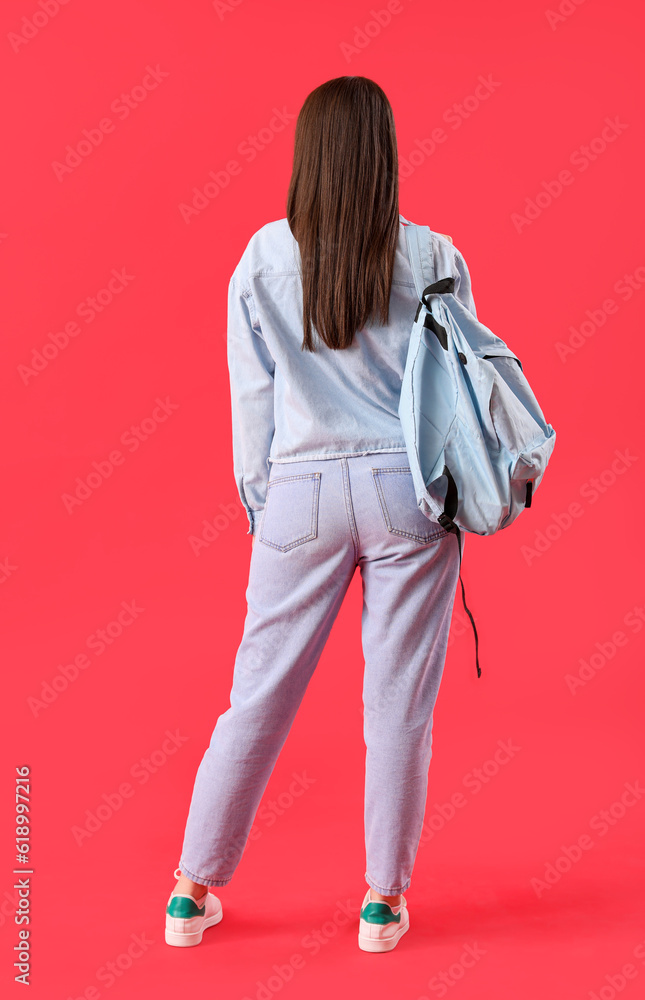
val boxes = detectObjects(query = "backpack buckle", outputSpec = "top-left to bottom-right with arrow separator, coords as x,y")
438,513 -> 457,532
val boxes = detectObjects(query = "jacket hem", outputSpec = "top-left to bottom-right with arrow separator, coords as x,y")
268,447 -> 409,464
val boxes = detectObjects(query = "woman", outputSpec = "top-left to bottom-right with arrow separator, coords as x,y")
165,75 -> 477,953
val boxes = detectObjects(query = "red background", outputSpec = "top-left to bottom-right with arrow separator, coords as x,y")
2,1 -> 644,997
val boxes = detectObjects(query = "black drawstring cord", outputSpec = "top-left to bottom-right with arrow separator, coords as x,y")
437,466 -> 481,679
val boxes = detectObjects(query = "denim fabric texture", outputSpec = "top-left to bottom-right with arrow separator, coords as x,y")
227,214 -> 478,535
177,216 -> 475,894
179,451 -> 462,895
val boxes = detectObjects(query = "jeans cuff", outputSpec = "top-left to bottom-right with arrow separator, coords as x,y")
178,862 -> 234,888
365,872 -> 411,895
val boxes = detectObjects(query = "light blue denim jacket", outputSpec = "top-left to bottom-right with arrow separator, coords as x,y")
227,214 -> 478,535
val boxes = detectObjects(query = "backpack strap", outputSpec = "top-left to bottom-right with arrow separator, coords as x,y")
402,217 -> 482,680
401,217 -> 434,300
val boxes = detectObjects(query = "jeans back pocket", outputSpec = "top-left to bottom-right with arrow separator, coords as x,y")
259,472 -> 321,551
372,466 -> 447,543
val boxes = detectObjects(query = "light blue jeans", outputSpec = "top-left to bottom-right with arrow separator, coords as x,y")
178,451 -> 463,895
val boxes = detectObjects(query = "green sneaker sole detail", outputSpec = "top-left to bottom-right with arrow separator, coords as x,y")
360,901 -> 401,924
167,895 -> 206,918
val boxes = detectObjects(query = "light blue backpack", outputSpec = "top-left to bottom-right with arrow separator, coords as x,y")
399,218 -> 557,676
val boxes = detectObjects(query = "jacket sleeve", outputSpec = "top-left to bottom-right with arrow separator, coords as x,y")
227,269 -> 275,536
452,248 -> 478,319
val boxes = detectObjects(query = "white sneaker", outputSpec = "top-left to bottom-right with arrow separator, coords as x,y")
165,868 -> 223,947
358,888 -> 409,952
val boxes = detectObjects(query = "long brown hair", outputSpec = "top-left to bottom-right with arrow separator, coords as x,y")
286,76 -> 400,352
